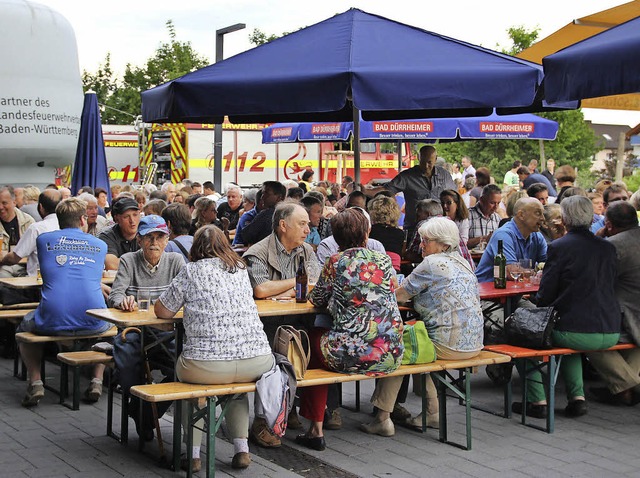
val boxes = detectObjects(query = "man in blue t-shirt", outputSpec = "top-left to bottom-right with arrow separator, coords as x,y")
476,198 -> 548,283
18,197 -> 111,407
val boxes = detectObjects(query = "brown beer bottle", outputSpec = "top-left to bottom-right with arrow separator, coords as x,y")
295,260 -> 308,303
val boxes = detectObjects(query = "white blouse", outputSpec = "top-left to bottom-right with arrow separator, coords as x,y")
159,258 -> 271,361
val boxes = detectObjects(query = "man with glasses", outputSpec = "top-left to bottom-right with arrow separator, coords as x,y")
592,184 -> 630,234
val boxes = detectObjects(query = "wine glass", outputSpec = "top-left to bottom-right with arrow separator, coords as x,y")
510,263 -> 523,287
519,259 -> 534,285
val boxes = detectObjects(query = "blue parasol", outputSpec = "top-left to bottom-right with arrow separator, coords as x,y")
70,91 -> 112,202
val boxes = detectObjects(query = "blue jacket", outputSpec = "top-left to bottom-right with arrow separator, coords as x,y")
535,228 -> 620,334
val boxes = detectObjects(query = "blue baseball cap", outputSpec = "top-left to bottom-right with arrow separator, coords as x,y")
137,215 -> 169,236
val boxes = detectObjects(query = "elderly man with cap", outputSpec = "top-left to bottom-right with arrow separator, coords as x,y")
98,197 -> 141,270
108,215 -> 185,441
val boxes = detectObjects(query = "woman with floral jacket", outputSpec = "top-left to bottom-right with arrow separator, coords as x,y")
296,208 -> 404,451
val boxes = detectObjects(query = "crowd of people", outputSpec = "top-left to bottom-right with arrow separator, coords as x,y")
1,148 -> 639,470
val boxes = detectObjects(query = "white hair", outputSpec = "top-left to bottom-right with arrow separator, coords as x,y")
281,179 -> 299,190
418,217 -> 460,251
225,183 -> 243,196
77,192 -> 98,205
561,196 -> 594,229
161,181 -> 175,192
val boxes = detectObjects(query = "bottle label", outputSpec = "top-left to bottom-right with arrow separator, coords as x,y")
493,266 -> 499,278
296,282 -> 307,302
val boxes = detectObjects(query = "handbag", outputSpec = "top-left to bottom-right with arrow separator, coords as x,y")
401,320 -> 436,365
272,325 -> 311,380
504,306 -> 560,349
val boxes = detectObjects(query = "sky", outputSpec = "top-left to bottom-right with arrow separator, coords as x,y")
29,0 -> 640,127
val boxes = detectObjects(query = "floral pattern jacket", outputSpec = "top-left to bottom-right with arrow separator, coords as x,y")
309,247 -> 403,376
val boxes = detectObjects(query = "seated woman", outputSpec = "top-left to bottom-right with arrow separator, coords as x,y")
368,195 -> 405,270
189,196 -> 229,237
396,217 -> 484,427
513,196 -> 621,419
440,189 -> 470,245
155,225 -> 273,471
297,209 -> 404,449
540,204 -> 566,244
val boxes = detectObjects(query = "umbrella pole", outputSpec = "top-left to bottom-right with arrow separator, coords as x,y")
539,140 -> 546,171
397,140 -> 402,173
353,105 -> 361,187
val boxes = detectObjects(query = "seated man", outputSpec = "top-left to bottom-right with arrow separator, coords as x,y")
17,197 -> 111,407
467,184 -> 503,249
98,197 -> 141,270
244,202 -> 317,447
108,215 -> 185,441
241,181 -> 286,246
588,202 -> 640,405
475,198 -> 547,283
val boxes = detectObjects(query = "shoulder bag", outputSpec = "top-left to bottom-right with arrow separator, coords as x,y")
272,325 -> 311,380
401,320 -> 436,365
504,306 -> 560,349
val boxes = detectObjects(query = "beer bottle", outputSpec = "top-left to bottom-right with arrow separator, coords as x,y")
494,240 -> 506,289
295,260 -> 308,303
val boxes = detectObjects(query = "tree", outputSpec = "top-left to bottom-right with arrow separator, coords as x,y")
248,28 -> 284,46
82,21 -> 209,124
437,27 -> 599,187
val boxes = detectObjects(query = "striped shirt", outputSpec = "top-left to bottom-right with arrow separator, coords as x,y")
246,235 -> 305,288
468,205 -> 501,240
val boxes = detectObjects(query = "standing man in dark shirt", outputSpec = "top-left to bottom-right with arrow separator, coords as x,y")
541,158 -> 557,191
241,181 -> 286,246
98,197 -> 141,270
364,146 -> 456,239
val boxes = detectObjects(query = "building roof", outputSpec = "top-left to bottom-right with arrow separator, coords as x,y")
587,122 -> 633,150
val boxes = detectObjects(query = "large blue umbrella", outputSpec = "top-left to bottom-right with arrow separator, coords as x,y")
142,8 -> 557,124
543,16 -> 640,103
142,8 -> 572,183
71,91 -> 112,201
262,112 -> 558,143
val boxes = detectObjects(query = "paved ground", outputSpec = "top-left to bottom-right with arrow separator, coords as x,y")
1,354 -> 640,478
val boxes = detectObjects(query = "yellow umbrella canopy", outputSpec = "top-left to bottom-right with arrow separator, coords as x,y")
517,0 -> 640,111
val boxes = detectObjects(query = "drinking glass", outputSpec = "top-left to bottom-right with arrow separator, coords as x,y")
510,263 -> 523,287
137,289 -> 151,311
519,259 -> 534,284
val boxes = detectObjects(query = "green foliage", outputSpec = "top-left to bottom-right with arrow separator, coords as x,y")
623,170 -> 640,194
249,28 -> 284,46
499,26 -> 540,55
435,27 -> 600,186
82,20 -> 209,124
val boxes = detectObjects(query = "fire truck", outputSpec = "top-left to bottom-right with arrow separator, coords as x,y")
103,122 -> 415,188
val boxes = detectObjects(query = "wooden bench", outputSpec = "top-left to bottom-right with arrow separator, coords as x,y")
57,351 -> 114,411
0,309 -> 36,377
484,342 -> 637,433
131,350 -> 511,477
15,327 -> 117,398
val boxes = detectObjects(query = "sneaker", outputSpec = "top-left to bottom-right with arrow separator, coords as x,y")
22,382 -> 45,407
511,401 -> 548,419
565,399 -> 588,418
250,417 -> 281,448
287,408 -> 303,430
84,381 -> 102,403
407,412 -> 439,430
232,452 -> 251,469
390,404 -> 411,423
359,418 -> 395,437
180,455 -> 202,473
323,408 -> 342,430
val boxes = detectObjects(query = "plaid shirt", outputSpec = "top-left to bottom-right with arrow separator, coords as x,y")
468,205 -> 501,239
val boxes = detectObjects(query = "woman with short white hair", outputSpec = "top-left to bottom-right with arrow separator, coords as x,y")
395,217 -> 484,428
77,193 -> 110,236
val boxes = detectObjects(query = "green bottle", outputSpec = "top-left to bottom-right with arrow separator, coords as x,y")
494,240 -> 506,289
